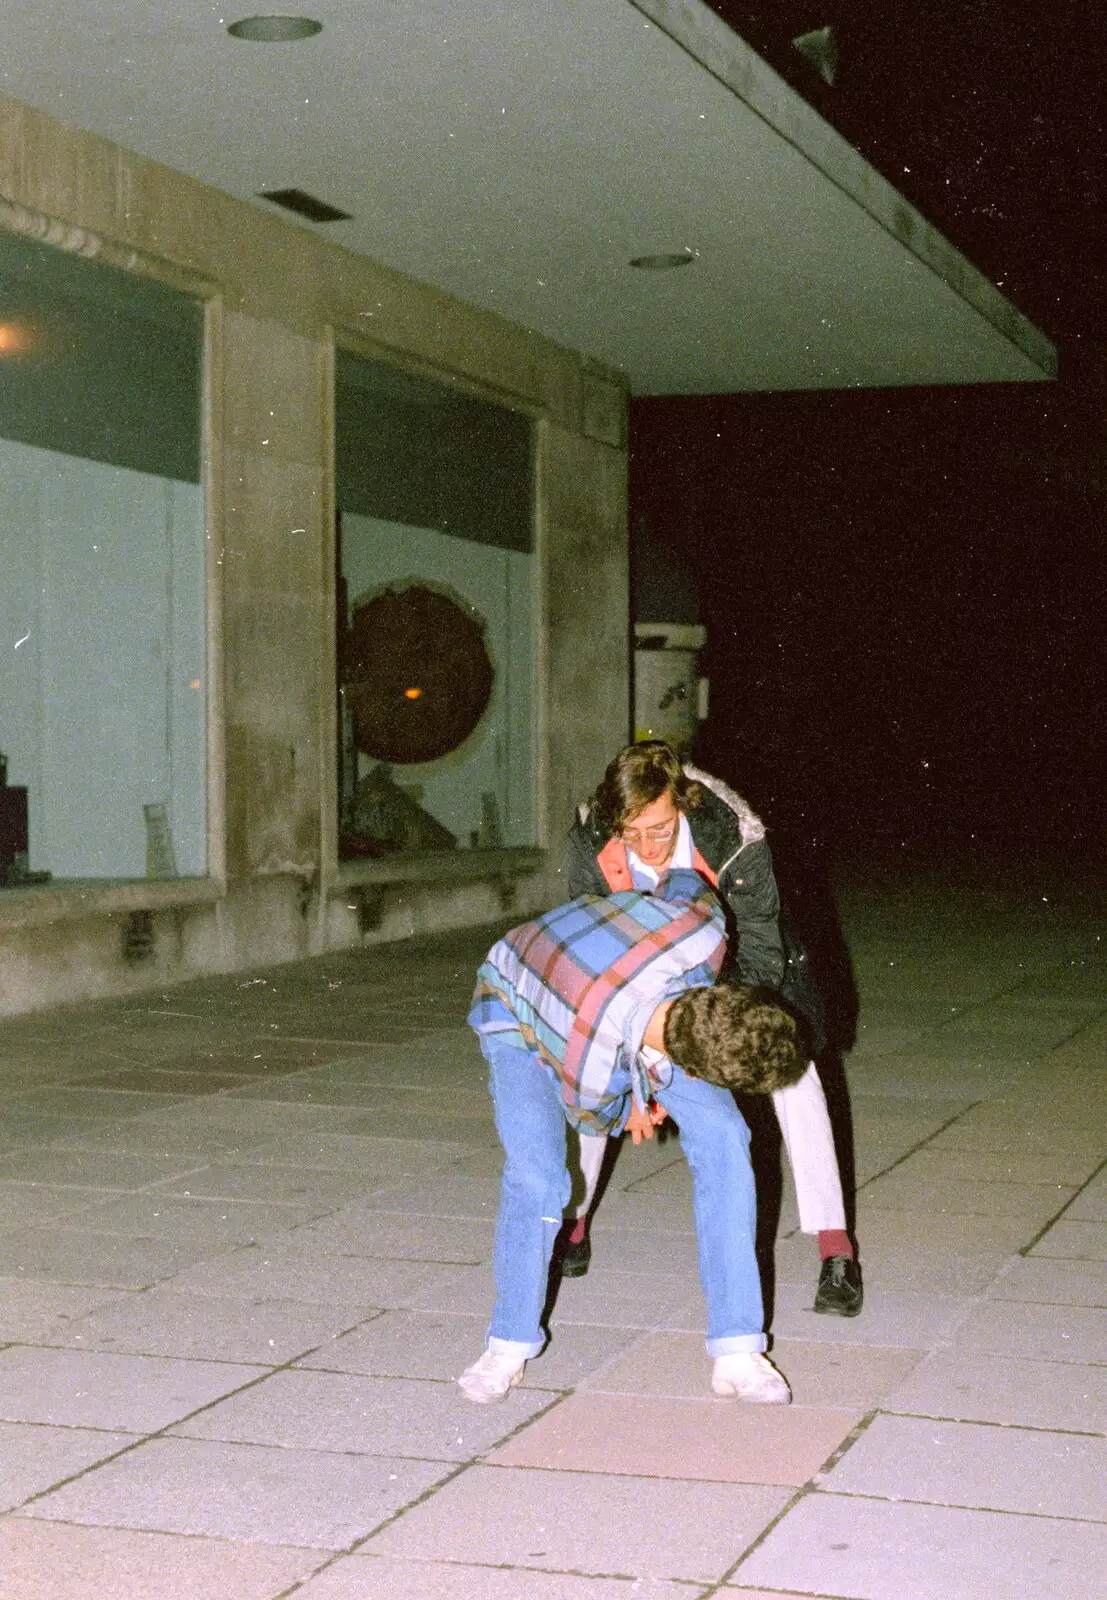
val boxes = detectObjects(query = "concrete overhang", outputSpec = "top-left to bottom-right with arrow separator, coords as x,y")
0,0 -> 1054,394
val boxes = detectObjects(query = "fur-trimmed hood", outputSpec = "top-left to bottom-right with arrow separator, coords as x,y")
683,763 -> 765,849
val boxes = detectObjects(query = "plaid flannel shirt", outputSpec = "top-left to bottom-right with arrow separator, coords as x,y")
468,868 -> 726,1134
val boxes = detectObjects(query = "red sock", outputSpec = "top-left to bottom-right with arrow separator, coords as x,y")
567,1217 -> 588,1245
818,1229 -> 853,1260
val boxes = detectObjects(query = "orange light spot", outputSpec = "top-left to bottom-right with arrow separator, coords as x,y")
189,679 -> 202,690
403,686 -> 423,700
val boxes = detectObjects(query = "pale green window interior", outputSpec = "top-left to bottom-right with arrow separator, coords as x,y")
335,351 -> 536,859
0,229 -> 206,883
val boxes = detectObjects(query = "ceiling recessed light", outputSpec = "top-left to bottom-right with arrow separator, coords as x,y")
629,250 -> 697,270
227,15 -> 322,42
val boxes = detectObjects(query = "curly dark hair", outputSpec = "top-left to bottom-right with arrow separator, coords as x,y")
663,982 -> 806,1093
591,740 -> 703,835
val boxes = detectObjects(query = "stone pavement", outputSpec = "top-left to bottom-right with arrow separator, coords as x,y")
0,867 -> 1104,1600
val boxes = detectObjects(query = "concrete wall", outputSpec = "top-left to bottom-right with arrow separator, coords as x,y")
0,93 -> 629,1014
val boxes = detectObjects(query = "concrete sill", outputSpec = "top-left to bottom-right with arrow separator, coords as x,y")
332,846 -> 545,893
0,876 -> 223,930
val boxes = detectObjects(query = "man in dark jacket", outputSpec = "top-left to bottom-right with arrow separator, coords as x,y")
563,739 -> 862,1316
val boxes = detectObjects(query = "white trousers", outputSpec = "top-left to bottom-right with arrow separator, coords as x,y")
566,1061 -> 846,1235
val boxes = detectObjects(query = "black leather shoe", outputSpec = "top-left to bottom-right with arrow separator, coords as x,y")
556,1230 -> 592,1278
813,1254 -> 863,1316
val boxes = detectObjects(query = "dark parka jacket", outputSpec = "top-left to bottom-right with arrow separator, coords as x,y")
566,764 -> 826,1052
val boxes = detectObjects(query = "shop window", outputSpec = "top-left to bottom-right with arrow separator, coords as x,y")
335,351 -> 536,859
0,228 -> 205,885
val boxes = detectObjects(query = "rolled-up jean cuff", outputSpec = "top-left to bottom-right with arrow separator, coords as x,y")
705,1332 -> 768,1358
488,1333 -> 544,1361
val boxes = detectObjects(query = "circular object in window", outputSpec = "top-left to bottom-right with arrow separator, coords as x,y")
343,584 -> 494,765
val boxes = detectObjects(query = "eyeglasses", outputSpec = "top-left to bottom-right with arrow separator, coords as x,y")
619,821 -> 678,846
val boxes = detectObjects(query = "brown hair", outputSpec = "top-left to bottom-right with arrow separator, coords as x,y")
591,740 -> 703,835
663,982 -> 806,1093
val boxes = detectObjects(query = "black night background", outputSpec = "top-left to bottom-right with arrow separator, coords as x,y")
630,1 -> 1106,878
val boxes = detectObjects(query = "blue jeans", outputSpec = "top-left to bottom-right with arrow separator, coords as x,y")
480,1035 -> 766,1359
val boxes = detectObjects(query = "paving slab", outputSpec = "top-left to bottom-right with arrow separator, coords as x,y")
226,1131 -> 468,1175
0,1057 -> 93,1088
360,1171 -> 506,1218
82,1068 -> 280,1094
258,1057 -> 482,1095
882,1348 -> 1107,1431
363,1465 -> 792,1584
171,1367 -> 558,1458
849,1205 -> 1040,1254
0,1345 -> 260,1430
0,1227 -> 214,1289
731,1493 -> 1107,1599
1068,1181 -> 1107,1222
769,1281 -> 974,1348
844,1060 -> 1031,1098
772,1226 -> 1008,1296
858,1167 -> 1077,1226
0,1422 -> 137,1512
722,1590 -> 840,1599
820,1411 -> 1107,1519
620,1161 -> 693,1196
865,1143 -> 1103,1186
1029,1218 -> 1107,1258
165,1241 -> 464,1305
82,1099 -> 363,1140
294,1207 -> 495,1262
486,1391 -> 861,1484
67,1192 -> 329,1247
402,1258 -> 708,1329
6,1087 -> 194,1119
294,1308 -> 639,1389
929,1106 -> 1107,1157
988,1254 -> 1107,1305
0,1278 -> 128,1343
292,1555 -> 707,1598
336,1110 -> 499,1146
0,1148 -> 207,1188
936,1012 -> 1093,1054
954,1298 -> 1107,1363
546,1265 -> 708,1331
581,1226 -> 703,1276
0,1517 -> 324,1600
42,1121 -> 270,1159
49,1288 -> 378,1363
585,1331 -> 923,1409
227,1082 -> 490,1117
848,1092 -> 976,1121
146,1159 -> 380,1206
218,1074 -> 380,1106
0,1182 -> 103,1228
22,1435 -> 453,1548
0,1116 -> 101,1152
547,1190 -> 697,1233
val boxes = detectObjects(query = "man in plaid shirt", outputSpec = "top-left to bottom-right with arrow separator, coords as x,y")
461,867 -> 802,1404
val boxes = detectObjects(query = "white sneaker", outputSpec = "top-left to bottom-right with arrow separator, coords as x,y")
458,1346 -> 526,1403
711,1351 -> 791,1403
